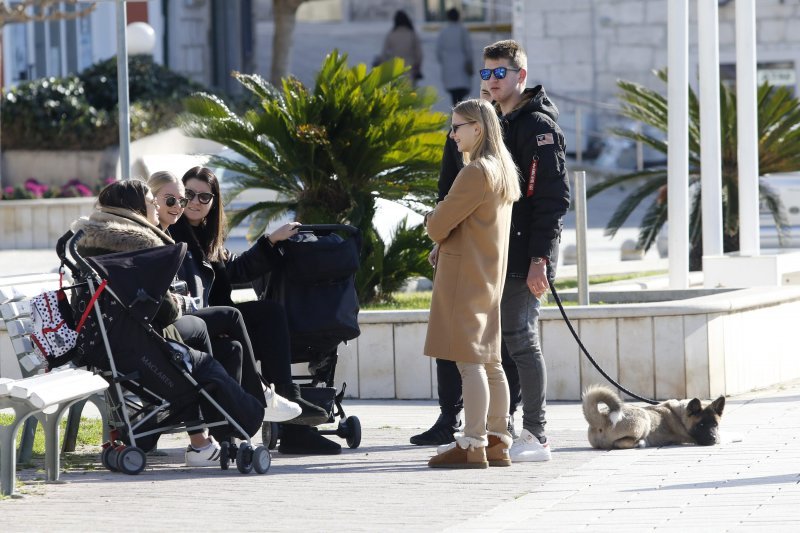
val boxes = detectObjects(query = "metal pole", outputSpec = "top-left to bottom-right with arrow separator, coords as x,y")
735,0 -> 760,255
636,124 -> 644,172
574,171 -> 589,306
698,0 -> 724,279
116,0 -> 131,180
667,0 -> 690,289
575,107 -> 583,165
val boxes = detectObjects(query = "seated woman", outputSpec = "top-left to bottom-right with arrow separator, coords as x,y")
69,179 -> 265,466
165,166 -> 342,455
147,171 -> 312,426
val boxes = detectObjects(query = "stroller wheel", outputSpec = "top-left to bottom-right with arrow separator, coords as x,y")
219,441 -> 231,470
261,422 -> 279,450
236,444 -> 254,474
101,445 -> 119,472
117,446 -> 147,475
252,446 -> 271,474
345,416 -> 361,449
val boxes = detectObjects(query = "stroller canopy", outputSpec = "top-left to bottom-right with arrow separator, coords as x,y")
87,243 -> 187,323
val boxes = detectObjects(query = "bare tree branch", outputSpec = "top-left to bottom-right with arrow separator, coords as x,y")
0,1 -> 97,28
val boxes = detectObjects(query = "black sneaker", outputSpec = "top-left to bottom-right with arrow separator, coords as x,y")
278,424 -> 342,455
410,422 -> 460,446
508,413 -> 519,439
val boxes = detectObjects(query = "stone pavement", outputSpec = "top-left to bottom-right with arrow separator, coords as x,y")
1,379 -> 799,532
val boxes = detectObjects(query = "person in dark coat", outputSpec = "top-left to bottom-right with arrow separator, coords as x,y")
168,166 -> 342,455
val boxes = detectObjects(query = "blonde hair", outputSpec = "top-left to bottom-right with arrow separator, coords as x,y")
452,99 -> 520,204
147,171 -> 182,196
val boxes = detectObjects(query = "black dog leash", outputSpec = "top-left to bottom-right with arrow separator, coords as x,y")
547,279 -> 659,405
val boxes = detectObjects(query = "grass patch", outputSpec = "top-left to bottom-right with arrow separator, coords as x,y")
362,271 -> 665,310
0,413 -> 104,463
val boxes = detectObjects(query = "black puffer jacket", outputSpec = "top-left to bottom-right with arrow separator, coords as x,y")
500,85 -> 570,280
169,218 -> 281,307
436,86 -> 570,280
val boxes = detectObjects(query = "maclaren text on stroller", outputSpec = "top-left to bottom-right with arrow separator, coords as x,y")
257,224 -> 363,450
57,230 -> 269,475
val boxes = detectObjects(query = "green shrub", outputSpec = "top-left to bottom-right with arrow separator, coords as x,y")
0,56 -> 206,150
1,76 -> 116,150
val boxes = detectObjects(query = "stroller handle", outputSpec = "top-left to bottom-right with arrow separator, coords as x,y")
67,229 -> 95,274
297,224 -> 360,237
57,229 -> 82,277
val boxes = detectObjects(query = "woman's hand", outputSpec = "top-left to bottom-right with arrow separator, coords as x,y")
428,243 -> 440,268
267,222 -> 301,245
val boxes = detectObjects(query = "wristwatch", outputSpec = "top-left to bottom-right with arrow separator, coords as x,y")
531,257 -> 546,265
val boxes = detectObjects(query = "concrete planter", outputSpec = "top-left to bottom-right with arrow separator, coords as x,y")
2,148 -> 119,188
319,287 -> 800,401
0,197 -> 95,249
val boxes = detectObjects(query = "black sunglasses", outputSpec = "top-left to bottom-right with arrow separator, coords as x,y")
479,67 -> 521,81
185,189 -> 215,204
163,195 -> 188,208
450,121 -> 476,134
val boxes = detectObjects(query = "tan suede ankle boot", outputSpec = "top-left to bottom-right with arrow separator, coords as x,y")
428,444 -> 488,469
486,435 -> 512,467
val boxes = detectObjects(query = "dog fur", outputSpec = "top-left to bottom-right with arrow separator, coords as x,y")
582,384 -> 725,450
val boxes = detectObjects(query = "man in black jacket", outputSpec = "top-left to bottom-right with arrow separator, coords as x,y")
412,40 -> 570,463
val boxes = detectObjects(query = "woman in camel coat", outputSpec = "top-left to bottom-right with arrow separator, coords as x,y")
424,99 -> 519,469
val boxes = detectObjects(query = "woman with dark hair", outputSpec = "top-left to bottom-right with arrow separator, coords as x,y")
70,179 -> 265,466
147,171 -> 304,427
376,9 -> 423,85
167,166 -> 341,455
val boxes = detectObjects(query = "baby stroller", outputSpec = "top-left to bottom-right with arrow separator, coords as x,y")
256,224 -> 362,450
56,230 -> 270,475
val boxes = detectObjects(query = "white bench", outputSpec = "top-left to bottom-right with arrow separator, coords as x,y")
0,368 -> 108,496
0,277 -> 110,496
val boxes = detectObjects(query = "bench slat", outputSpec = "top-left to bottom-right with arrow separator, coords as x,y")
6,318 -> 33,337
0,368 -> 82,396
0,300 -> 31,321
27,375 -> 109,411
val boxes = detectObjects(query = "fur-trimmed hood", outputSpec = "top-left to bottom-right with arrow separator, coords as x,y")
71,206 -> 174,257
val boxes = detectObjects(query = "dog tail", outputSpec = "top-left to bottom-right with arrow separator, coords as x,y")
582,384 -> 625,427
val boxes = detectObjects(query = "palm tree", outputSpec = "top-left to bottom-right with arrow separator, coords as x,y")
588,70 -> 800,270
181,50 -> 445,303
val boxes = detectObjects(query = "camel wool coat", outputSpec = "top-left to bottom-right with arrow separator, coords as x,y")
423,163 -> 512,364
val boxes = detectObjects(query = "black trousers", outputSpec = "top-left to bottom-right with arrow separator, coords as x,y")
435,341 -> 522,421
174,307 -> 266,408
234,300 -> 293,386
448,87 -> 470,106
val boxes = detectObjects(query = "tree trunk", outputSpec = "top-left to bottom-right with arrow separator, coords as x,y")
271,0 -> 305,84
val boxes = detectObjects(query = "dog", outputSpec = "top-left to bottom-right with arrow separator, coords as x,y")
582,384 -> 726,450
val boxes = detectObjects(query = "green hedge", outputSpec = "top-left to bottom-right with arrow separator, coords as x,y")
1,56 -> 206,151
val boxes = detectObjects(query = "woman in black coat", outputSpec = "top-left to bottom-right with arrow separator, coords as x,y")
168,166 -> 341,455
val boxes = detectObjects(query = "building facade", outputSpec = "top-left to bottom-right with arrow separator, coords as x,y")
514,0 -> 800,159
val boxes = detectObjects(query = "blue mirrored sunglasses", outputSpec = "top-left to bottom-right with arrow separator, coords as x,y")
479,67 -> 521,80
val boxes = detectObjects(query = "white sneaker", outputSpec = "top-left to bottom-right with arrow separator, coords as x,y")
263,383 -> 302,422
185,440 -> 222,467
509,429 -> 551,462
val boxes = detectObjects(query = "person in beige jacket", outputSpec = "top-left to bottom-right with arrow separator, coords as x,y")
424,99 -> 520,469
377,10 -> 423,85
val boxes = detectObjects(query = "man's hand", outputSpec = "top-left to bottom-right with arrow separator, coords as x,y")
428,243 -> 440,268
527,258 -> 548,298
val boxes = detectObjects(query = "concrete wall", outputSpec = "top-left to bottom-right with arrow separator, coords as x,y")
318,287 -> 800,401
0,197 -> 96,250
